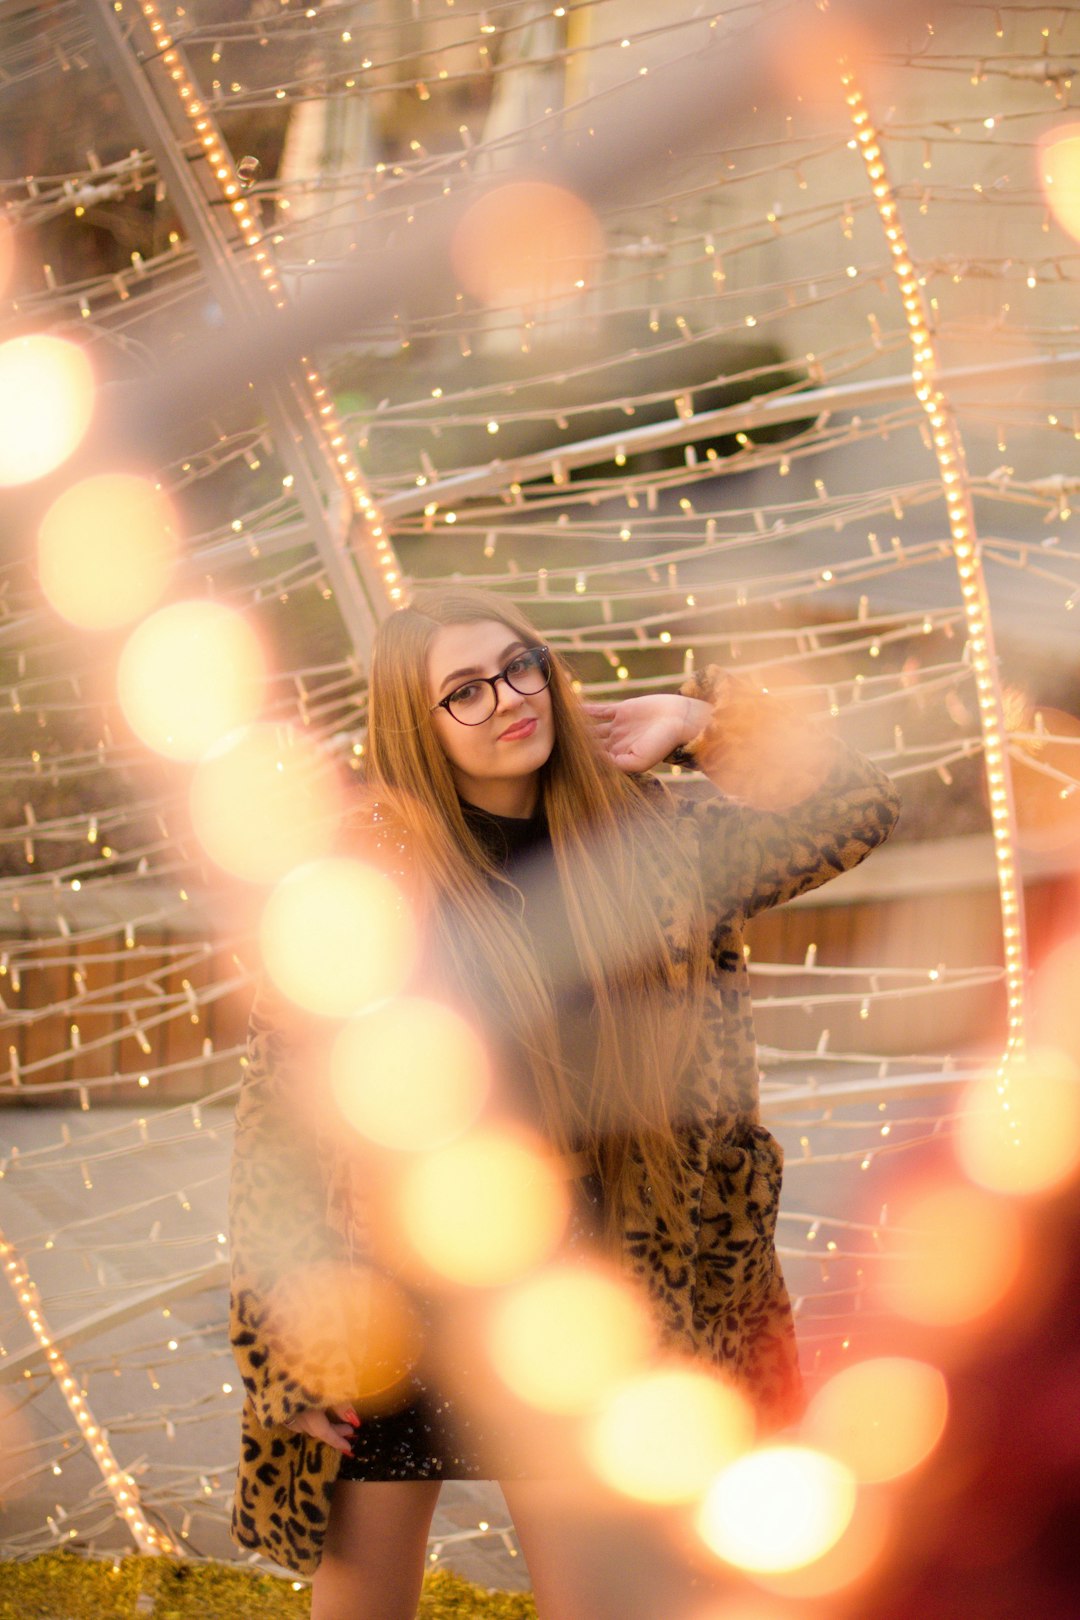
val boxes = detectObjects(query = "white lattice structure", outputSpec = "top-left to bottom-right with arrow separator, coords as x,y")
2,0 -> 1080,1573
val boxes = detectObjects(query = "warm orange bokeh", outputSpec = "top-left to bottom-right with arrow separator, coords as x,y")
0,334 -> 94,486
451,181 -> 603,308
802,1355 -> 949,1484
585,1365 -> 754,1504
1006,705 -> 1080,851
261,861 -> 417,1020
0,214 -> 14,298
682,1603 -> 794,1620
330,997 -> 490,1148
487,1261 -> 652,1413
263,1260 -> 424,1409
1032,934 -> 1080,1069
396,1127 -> 569,1287
688,667 -> 830,811
768,9 -> 878,117
955,1048 -> 1080,1198
878,1176 -> 1024,1326
38,473 -> 178,630
118,600 -> 266,761
748,1487 -> 892,1601
696,1444 -> 857,1573
189,722 -> 343,883
1039,123 -> 1080,242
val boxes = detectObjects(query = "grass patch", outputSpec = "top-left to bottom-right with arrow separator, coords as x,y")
0,1550 -> 537,1618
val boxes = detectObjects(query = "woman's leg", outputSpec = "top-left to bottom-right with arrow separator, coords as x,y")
500,1477 -> 711,1620
310,1478 -> 443,1620
499,1477 -> 623,1620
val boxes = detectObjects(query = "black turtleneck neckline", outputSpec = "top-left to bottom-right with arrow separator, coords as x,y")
459,797 -> 548,865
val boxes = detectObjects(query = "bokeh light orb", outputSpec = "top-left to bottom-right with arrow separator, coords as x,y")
586,1366 -> 754,1503
1039,124 -> 1080,243
0,214 -> 14,298
38,473 -> 178,630
190,722 -> 343,883
0,334 -> 94,486
264,1260 -> 424,1406
261,860 -> 417,1020
879,1177 -> 1024,1326
397,1128 -> 569,1287
330,997 -> 489,1149
1031,934 -> 1080,1068
956,1049 -> 1080,1197
118,599 -> 265,761
802,1356 -> 949,1484
1005,706 -> 1080,851
451,181 -> 603,308
487,1262 -> 651,1413
682,1606 -> 793,1620
748,1487 -> 893,1602
696,1445 -> 857,1573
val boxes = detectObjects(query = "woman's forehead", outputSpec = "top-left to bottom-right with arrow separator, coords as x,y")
427,618 -> 522,681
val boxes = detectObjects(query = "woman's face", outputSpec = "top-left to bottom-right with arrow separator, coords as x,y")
427,618 -> 555,813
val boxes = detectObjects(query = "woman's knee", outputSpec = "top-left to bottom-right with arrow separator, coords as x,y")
322,1478 -> 443,1562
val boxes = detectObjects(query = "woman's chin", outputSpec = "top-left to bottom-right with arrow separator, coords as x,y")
496,731 -> 553,774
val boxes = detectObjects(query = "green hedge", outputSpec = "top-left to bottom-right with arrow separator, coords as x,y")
0,1551 -> 537,1619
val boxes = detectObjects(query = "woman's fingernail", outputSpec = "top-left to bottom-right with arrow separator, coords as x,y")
346,1408 -> 361,1425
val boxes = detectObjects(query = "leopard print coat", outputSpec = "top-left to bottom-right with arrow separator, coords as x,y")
227,672 -> 900,1574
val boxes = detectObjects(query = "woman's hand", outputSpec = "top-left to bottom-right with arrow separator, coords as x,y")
284,1404 -> 360,1454
583,694 -> 712,773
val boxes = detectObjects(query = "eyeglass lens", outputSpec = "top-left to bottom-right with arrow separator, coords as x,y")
447,648 -> 549,722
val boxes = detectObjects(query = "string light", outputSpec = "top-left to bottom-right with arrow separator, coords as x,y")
840,60 -> 1027,1065
6,4 -> 1078,1571
116,0 -> 404,608
0,1227 -> 178,1557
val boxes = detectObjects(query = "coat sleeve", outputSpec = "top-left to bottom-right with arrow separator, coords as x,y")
228,975 -> 347,1429
667,666 -> 900,924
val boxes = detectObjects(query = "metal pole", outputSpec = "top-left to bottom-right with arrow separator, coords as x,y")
82,0 -> 390,657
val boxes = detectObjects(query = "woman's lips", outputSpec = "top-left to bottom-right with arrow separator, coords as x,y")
499,717 -> 538,741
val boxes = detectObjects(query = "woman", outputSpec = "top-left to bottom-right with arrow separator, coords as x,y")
228,586 -> 900,1616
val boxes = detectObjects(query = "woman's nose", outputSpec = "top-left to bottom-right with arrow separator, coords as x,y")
493,675 -> 525,711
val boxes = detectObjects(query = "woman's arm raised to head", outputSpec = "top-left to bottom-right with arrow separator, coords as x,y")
581,692 -> 712,775
588,669 -> 900,923
675,667 -> 900,920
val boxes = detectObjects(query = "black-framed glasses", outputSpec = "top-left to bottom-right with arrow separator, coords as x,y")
430,645 -> 552,726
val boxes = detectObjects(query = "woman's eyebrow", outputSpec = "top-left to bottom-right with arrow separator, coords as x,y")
437,641 -> 526,694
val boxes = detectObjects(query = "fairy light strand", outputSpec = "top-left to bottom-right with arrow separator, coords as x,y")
102,0 -> 405,610
840,60 -> 1027,1059
6,5 -> 1080,1565
0,1227 -> 179,1557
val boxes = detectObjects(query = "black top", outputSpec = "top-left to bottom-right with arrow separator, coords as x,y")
458,798 -> 598,1135
459,797 -> 549,865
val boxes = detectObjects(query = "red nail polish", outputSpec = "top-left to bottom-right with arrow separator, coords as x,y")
346,1408 -> 361,1425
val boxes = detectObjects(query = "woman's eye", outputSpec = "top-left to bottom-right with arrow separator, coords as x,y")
506,655 -> 530,676
451,683 -> 479,704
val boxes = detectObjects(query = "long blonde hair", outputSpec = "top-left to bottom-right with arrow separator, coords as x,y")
365,586 -> 710,1251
